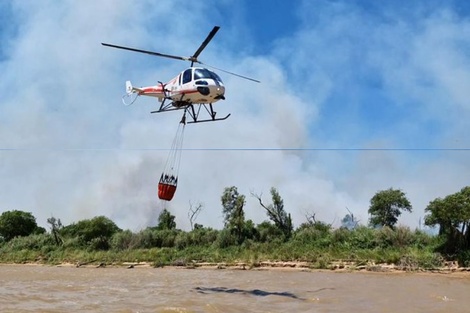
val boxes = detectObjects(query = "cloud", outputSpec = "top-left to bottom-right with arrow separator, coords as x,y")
1,0 -> 470,231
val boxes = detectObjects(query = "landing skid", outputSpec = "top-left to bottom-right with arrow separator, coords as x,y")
150,101 -> 230,124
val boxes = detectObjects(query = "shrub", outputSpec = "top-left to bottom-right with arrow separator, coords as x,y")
418,252 -> 445,269
215,229 -> 237,248
111,230 -> 135,250
256,221 -> 284,243
154,229 -> 179,248
330,227 -> 351,246
88,236 -> 111,251
135,228 -> 159,249
189,228 -> 218,246
61,216 -> 121,249
348,226 -> 378,249
457,250 -> 470,267
174,232 -> 192,250
292,223 -> 332,248
4,233 -> 55,251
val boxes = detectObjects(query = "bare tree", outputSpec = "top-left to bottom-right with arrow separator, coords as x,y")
188,201 -> 203,230
304,211 -> 317,225
341,207 -> 359,230
300,209 -> 336,230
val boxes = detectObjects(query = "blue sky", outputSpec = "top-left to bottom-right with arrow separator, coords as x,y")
1,0 -> 470,230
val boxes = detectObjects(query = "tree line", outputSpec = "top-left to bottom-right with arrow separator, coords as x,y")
0,186 -> 469,267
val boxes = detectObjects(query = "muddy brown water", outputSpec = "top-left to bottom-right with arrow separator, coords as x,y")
1,265 -> 469,312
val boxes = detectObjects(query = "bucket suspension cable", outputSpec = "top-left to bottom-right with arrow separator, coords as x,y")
158,112 -> 186,201
163,122 -> 185,180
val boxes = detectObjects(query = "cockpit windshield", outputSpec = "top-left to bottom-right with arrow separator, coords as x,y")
194,68 -> 223,83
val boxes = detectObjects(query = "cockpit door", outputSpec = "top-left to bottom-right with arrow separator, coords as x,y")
182,69 -> 192,84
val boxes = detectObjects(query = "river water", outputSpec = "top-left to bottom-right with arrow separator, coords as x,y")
1,265 -> 469,312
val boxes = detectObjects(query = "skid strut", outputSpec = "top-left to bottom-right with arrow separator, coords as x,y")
151,102 -> 230,124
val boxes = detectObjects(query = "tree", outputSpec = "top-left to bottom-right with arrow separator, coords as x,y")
368,188 -> 412,229
47,216 -> 63,245
157,209 -> 176,230
188,201 -> 203,230
425,186 -> 470,253
221,186 -> 246,243
341,207 -> 359,230
0,210 -> 40,241
252,187 -> 293,240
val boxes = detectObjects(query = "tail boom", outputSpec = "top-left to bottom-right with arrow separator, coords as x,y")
125,80 -> 165,100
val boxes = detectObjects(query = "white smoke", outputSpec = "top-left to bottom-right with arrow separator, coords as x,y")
1,1 -> 470,231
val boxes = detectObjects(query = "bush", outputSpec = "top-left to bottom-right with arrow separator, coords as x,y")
330,227 -> 351,246
377,226 -> 414,248
135,228 -> 159,249
411,229 -> 435,248
61,216 -> 121,249
292,223 -> 332,248
457,250 -> 470,267
111,230 -> 135,250
4,233 -> 55,251
418,252 -> 445,269
189,228 -> 218,246
174,232 -> 192,250
256,221 -> 284,243
154,229 -> 179,248
88,236 -> 111,251
348,226 -> 378,249
215,229 -> 237,248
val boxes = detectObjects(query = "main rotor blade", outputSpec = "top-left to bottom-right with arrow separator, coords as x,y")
101,43 -> 189,62
192,26 -> 220,60
199,62 -> 260,83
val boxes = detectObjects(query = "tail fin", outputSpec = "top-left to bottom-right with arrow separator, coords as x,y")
122,80 -> 139,106
125,81 -> 133,94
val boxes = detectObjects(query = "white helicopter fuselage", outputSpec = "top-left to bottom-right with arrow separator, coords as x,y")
127,67 -> 225,106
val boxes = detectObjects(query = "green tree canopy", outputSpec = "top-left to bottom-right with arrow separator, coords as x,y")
425,186 -> 470,253
0,210 -> 41,241
252,187 -> 293,240
368,188 -> 412,229
221,186 -> 246,243
157,209 -> 176,230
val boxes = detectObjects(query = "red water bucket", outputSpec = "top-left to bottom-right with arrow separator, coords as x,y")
158,183 -> 177,201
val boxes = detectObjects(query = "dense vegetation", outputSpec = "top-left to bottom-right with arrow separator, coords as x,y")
1,186 -> 469,269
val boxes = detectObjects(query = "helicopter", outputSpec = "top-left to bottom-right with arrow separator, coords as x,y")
102,26 -> 259,124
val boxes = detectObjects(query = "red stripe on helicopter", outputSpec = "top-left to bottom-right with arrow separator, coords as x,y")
140,88 -> 199,96
142,87 -> 164,93
173,89 -> 199,95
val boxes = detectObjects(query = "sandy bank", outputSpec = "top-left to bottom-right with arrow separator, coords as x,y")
31,260 -> 468,275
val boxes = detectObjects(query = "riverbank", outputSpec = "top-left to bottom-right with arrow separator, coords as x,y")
2,228 -> 469,276
7,259 -> 469,276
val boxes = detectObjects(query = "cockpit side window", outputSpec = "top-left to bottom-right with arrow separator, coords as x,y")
183,69 -> 192,84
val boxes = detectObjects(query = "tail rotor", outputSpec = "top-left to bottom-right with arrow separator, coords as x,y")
122,80 -> 138,106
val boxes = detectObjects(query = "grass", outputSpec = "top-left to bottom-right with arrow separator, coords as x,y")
0,226 -> 462,270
